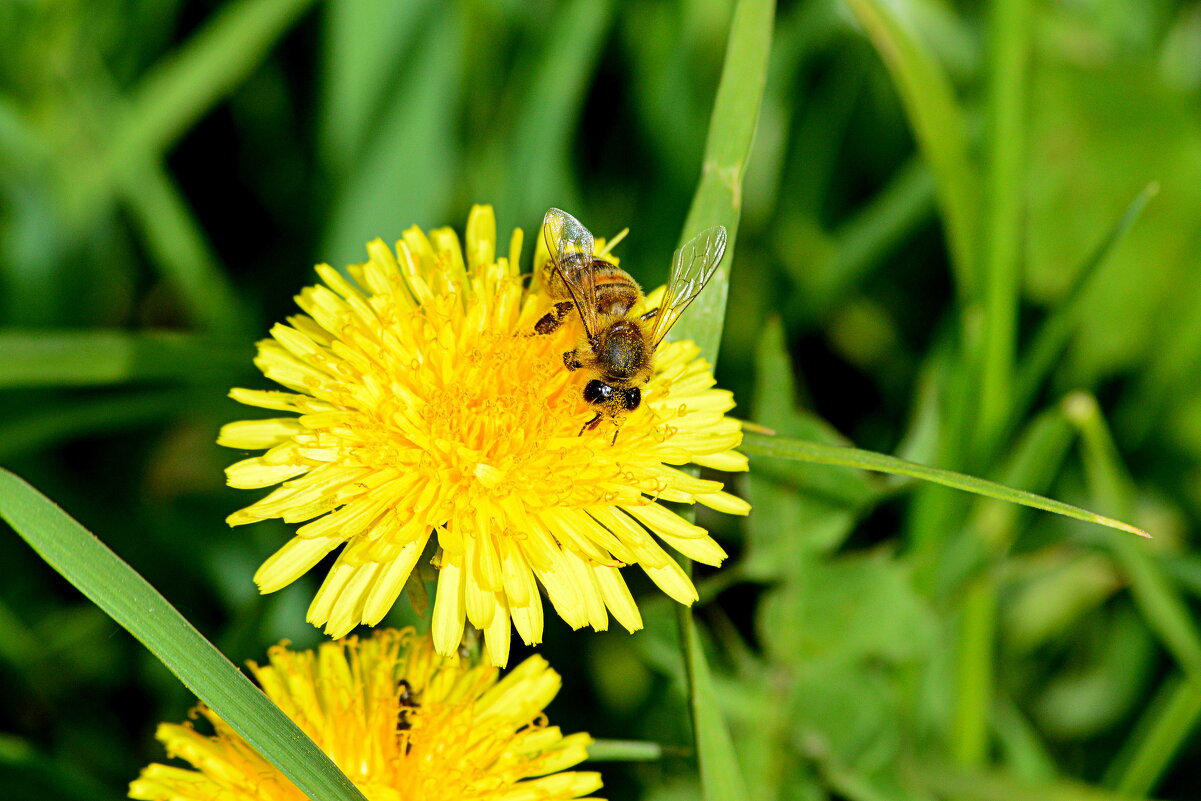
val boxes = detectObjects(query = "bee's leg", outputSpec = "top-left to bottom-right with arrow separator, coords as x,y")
578,413 -> 603,436
639,308 -> 661,322
610,422 -> 621,445
562,350 -> 583,370
533,301 -> 576,335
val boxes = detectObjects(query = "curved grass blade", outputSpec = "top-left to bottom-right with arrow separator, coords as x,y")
1012,183 -> 1159,440
0,470 -> 367,801
740,431 -> 1148,538
841,0 -> 979,297
111,0 -> 316,172
673,0 -> 775,362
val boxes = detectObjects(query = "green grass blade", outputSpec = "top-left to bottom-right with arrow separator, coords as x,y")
1013,184 -> 1158,435
674,0 -> 775,362
842,0 -> 980,296
803,158 -> 935,315
118,160 -> 251,335
677,609 -> 751,801
0,390 -> 195,461
976,0 -> 1032,446
1065,392 -> 1201,676
111,0 -> 316,170
1106,676 -> 1201,797
319,0 -> 431,172
503,0 -> 613,225
0,330 -> 245,388
0,470 -> 367,801
740,431 -> 1148,538
951,406 -> 1076,767
586,740 -> 664,762
1064,392 -> 1201,795
914,762 -> 1167,801
321,9 -> 461,265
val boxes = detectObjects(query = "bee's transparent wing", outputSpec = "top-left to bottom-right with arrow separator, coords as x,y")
543,208 -> 600,341
649,225 -> 728,347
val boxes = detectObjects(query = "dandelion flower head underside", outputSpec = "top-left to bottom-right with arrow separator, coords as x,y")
220,205 -> 750,665
128,628 -> 603,801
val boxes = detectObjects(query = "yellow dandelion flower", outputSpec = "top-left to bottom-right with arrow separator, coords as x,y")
220,205 -> 750,665
128,628 -> 603,801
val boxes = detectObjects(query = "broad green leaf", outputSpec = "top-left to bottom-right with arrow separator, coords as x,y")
758,553 -> 935,665
673,0 -> 775,362
1033,606 -> 1155,739
740,431 -> 1148,538
0,330 -> 245,389
842,0 -> 980,296
0,470 -> 367,801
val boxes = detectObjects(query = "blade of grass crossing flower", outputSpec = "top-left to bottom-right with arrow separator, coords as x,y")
740,432 -> 1148,538
672,4 -> 773,798
678,608 -> 751,801
976,0 -> 1032,448
841,0 -> 979,297
673,0 -> 775,362
0,330 -> 245,388
0,470 -> 367,801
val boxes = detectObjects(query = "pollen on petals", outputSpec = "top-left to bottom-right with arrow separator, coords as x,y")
221,204 -> 750,664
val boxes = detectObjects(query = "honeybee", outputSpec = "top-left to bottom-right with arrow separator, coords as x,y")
535,207 -> 728,434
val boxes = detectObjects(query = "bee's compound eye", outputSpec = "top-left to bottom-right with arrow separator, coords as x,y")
622,387 -> 641,411
583,379 -> 615,405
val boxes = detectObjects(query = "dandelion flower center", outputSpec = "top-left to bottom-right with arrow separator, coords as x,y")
220,205 -> 750,665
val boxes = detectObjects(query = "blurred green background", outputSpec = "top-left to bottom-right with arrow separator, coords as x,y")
4,0 -> 1201,799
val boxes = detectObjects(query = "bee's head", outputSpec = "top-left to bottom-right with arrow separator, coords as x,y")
583,379 -> 641,412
